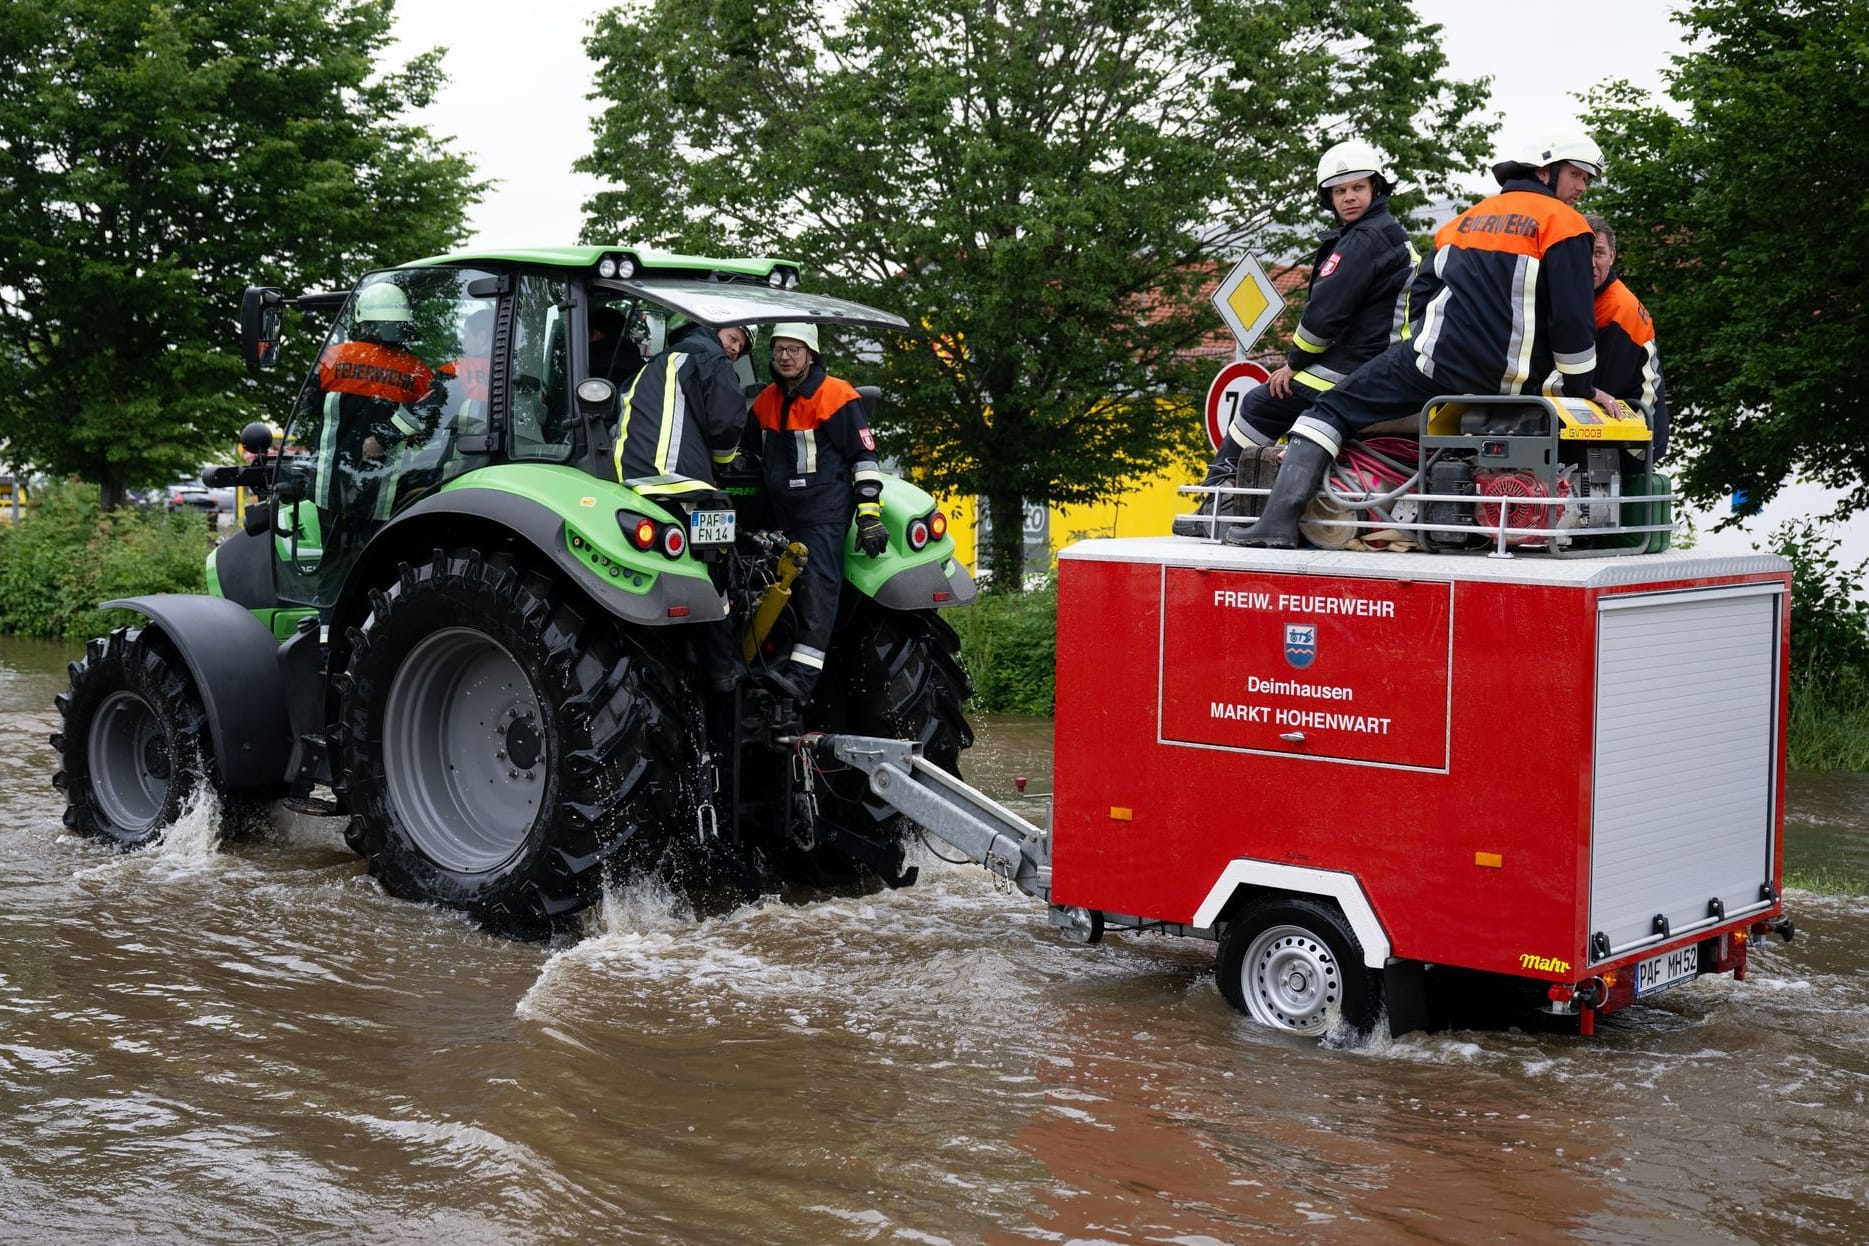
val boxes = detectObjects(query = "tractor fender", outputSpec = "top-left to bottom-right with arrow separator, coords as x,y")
100,594 -> 295,792
358,485 -> 727,629
866,554 -> 979,611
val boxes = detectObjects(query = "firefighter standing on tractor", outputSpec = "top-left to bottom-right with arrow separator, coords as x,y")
612,313 -> 747,503
754,323 -> 888,704
1175,139 -> 1416,539
1228,132 -> 1615,549
1586,212 -> 1670,461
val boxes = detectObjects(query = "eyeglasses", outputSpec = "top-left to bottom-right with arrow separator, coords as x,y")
771,343 -> 810,357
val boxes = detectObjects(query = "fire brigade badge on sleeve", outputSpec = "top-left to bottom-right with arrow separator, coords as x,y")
859,428 -> 876,451
1283,623 -> 1317,669
1317,252 -> 1342,279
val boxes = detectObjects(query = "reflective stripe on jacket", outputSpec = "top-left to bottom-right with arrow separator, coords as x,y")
1595,271 -> 1669,460
752,364 -> 883,525
1407,178 -> 1598,398
614,327 -> 746,497
1285,199 -> 1419,392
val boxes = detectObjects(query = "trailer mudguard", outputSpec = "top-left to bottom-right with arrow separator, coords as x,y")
1192,861 -> 1392,968
371,476 -> 727,627
100,594 -> 294,792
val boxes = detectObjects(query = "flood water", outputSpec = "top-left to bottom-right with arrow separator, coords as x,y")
4,631 -> 1868,1244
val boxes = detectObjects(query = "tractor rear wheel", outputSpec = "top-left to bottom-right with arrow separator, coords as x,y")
1217,897 -> 1382,1038
337,548 -> 687,937
794,607 -> 973,885
52,627 -> 209,849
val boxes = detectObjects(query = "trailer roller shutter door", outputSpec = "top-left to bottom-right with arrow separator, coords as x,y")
1589,585 -> 1781,959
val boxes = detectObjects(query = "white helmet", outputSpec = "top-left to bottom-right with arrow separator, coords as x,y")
355,281 -> 414,325
1535,129 -> 1605,177
1316,139 -> 1392,192
769,322 -> 820,355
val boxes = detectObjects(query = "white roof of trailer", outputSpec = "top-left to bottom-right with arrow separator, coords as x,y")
1057,538 -> 1789,588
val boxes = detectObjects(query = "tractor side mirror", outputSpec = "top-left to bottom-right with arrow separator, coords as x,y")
240,287 -> 285,371
240,421 -> 275,456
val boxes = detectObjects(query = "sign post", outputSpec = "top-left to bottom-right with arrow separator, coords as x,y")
1211,254 -> 1285,355
1204,360 -> 1271,451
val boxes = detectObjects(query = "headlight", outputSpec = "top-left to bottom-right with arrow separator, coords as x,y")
597,257 -> 617,278
767,269 -> 785,288
616,256 -> 636,279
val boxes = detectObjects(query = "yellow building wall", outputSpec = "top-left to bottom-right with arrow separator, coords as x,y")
934,466 -> 1190,577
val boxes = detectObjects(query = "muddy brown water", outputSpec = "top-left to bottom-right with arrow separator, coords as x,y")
3,632 -> 1868,1244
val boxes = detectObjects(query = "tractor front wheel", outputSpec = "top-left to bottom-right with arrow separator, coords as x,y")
53,628 -> 210,849
337,548 -> 687,937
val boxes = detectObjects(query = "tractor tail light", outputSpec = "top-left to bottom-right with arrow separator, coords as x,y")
907,519 -> 930,551
661,525 -> 686,558
929,509 -> 948,540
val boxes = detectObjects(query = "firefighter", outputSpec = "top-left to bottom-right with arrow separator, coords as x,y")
314,281 -> 445,523
753,323 -> 887,704
1174,140 -> 1417,538
1585,212 -> 1670,461
1227,134 -> 1615,548
612,312 -> 746,502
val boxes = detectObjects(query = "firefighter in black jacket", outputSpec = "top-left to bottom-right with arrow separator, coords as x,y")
1585,212 -> 1669,461
1229,133 -> 1616,548
1174,140 -> 1416,538
754,323 -> 888,704
612,314 -> 745,503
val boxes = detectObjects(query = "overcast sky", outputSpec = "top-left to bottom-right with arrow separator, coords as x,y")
385,0 -> 1854,560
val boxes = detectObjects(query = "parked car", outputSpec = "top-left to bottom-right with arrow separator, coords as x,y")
167,483 -> 233,519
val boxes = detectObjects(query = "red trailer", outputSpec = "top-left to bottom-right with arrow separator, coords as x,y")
1046,541 -> 1791,1036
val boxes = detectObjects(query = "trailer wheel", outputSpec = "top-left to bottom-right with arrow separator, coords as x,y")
52,627 -> 210,849
1218,897 -> 1381,1038
337,548 -> 687,937
803,607 -> 974,880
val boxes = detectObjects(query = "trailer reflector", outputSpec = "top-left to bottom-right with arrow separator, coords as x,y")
1475,852 -> 1503,868
1109,807 -> 1133,821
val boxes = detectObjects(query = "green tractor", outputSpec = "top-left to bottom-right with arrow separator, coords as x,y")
52,247 -> 976,935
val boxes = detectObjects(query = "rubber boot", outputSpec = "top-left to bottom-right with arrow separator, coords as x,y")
763,659 -> 818,706
1224,437 -> 1334,549
1171,455 -> 1243,538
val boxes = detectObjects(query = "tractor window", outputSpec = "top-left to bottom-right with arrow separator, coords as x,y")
273,266 -> 497,609
508,275 -> 575,462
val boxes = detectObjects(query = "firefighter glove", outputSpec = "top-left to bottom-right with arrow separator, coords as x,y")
855,506 -> 888,557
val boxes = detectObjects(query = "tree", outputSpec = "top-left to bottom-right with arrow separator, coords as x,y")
580,0 -> 1491,582
0,0 -> 485,508
1585,0 -> 1869,520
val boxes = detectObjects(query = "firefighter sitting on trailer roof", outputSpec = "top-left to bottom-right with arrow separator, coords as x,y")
1227,131 -> 1621,549
1585,213 -> 1670,462
1174,139 -> 1417,540
754,323 -> 887,705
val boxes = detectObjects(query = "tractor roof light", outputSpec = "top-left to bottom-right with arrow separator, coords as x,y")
767,269 -> 786,288
597,257 -> 617,279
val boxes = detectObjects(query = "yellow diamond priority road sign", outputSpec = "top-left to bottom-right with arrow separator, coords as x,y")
1211,254 -> 1284,354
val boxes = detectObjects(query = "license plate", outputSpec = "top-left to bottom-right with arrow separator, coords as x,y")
1633,942 -> 1699,998
690,509 -> 735,546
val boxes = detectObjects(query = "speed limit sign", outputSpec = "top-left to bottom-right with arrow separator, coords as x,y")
1204,361 -> 1271,451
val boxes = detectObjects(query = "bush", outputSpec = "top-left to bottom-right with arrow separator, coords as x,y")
0,479 -> 212,637
952,580 -> 1056,716
1769,518 -> 1869,771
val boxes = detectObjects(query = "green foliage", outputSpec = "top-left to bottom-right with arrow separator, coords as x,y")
1786,688 -> 1869,771
579,0 -> 1493,580
1783,862 -> 1869,896
1584,0 -> 1869,518
1766,517 -> 1869,770
0,0 -> 486,506
951,582 -> 1057,716
0,479 -> 210,637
